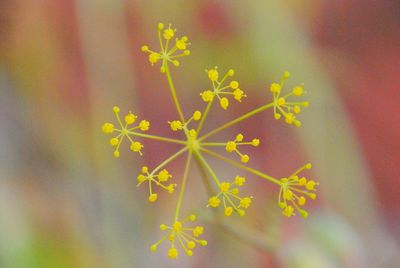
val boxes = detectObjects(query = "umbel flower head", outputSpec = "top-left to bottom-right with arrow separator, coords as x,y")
101,23 -> 318,259
151,214 -> 207,259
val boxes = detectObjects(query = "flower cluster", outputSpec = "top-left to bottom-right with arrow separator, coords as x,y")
151,214 -> 207,259
278,163 -> 318,218
101,23 -> 318,259
141,23 -> 190,73
208,176 -> 252,216
270,71 -> 309,127
102,106 -> 150,158
200,67 -> 246,110
137,166 -> 176,202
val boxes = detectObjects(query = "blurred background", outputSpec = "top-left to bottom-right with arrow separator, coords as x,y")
0,0 -> 399,267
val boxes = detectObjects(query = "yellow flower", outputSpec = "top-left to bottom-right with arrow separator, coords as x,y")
141,23 -> 190,73
200,67 -> 246,109
270,72 -> 309,127
102,106 -> 149,157
137,166 -> 176,202
151,215 -> 207,259
102,23 -> 317,259
224,133 -> 259,163
207,177 -> 252,217
278,163 -> 317,218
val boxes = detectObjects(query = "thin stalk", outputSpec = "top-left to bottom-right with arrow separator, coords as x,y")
174,151 -> 192,221
193,151 -> 220,185
200,147 -> 280,185
199,102 -> 274,141
126,131 -> 186,145
165,64 -> 185,123
150,147 -> 188,175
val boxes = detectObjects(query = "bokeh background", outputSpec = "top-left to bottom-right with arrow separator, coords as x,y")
1,0 -> 399,267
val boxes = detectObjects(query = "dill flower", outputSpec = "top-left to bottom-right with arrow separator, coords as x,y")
151,214 -> 207,259
101,22 -> 318,259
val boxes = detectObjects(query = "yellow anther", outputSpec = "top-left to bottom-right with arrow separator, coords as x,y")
189,214 -> 196,221
169,120 -> 183,131
200,90 -> 214,102
151,244 -> 158,252
293,86 -> 304,96
277,97 -> 286,106
234,176 -> 246,186
270,83 -> 281,93
299,209 -> 308,219
241,154 -> 249,163
141,45 -> 149,52
149,193 -> 158,202
283,189 -> 293,200
125,112 -> 137,124
149,53 -> 161,64
199,240 -> 207,246
187,241 -> 196,249
188,129 -> 197,138
237,209 -> 245,217
166,184 -> 175,194
220,182 -> 231,193
225,141 -> 236,152
274,113 -> 281,120
158,169 -> 171,182
298,196 -> 306,206
102,123 -> 114,134
110,137 -> 119,146
193,111 -> 202,121
240,197 -> 252,208
157,22 -> 164,30
193,226 -> 203,237
207,68 -> 219,81
233,88 -> 246,102
173,221 -> 182,231
224,207 -> 233,216
208,196 -> 221,207
227,69 -> 234,76
130,142 -> 143,153
283,71 -> 290,78
306,180 -> 318,191
113,151 -> 120,158
251,138 -> 260,147
113,106 -> 120,113
293,105 -> 301,114
142,166 -> 148,173
220,97 -> 229,110
231,188 -> 239,195
168,247 -> 178,259
139,120 -> 150,131
163,26 -> 175,40
176,36 -> 189,50
137,174 -> 146,184
285,113 -> 295,124
283,205 -> 294,217
230,81 -> 239,89
160,224 -> 167,230
236,134 -> 244,142
305,163 -> 312,169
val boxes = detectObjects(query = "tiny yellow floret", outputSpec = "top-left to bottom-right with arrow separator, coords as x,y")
102,123 -> 114,133
149,193 -> 158,202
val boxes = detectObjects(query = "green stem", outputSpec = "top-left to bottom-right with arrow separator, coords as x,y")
193,151 -> 220,185
174,151 -> 192,221
196,99 -> 213,134
150,147 -> 188,175
126,131 -> 186,145
165,64 -> 185,123
200,147 -> 280,185
199,102 -> 274,141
